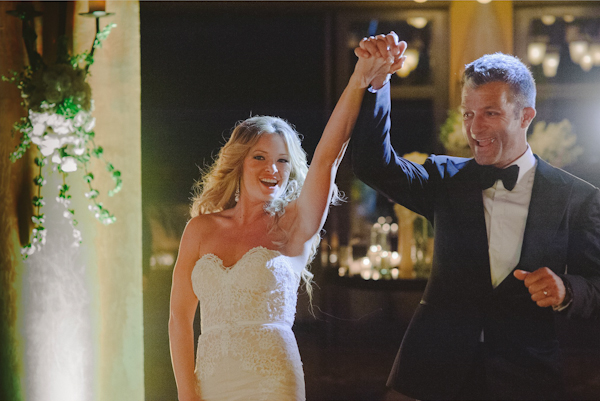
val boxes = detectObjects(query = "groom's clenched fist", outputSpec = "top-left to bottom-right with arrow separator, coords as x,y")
514,267 -> 568,308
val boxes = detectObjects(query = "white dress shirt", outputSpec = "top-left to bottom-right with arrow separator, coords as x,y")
483,146 -> 537,288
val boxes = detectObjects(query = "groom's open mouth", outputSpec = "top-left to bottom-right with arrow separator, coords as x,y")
475,137 -> 496,147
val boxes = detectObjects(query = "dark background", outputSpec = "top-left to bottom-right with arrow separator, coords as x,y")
141,2 -> 330,207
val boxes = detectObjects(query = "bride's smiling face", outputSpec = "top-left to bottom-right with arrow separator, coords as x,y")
241,133 -> 291,203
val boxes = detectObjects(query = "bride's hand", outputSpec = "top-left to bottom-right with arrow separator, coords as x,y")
353,32 -> 407,89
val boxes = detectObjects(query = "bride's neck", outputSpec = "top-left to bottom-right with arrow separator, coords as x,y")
231,201 -> 269,226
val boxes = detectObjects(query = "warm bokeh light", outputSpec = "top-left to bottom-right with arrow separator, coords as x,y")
542,52 -> 560,77
541,15 -> 556,26
527,42 -> 547,65
407,17 -> 428,29
398,48 -> 420,78
569,40 -> 589,64
580,53 -> 593,72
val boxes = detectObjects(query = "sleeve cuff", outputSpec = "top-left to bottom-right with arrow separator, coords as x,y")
368,77 -> 391,93
553,277 -> 573,312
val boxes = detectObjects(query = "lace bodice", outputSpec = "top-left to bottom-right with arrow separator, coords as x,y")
192,246 -> 300,331
191,246 -> 304,395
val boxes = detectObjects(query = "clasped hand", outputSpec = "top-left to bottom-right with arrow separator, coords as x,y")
352,32 -> 407,89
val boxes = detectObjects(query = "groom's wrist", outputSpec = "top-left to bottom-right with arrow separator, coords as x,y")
368,74 -> 391,93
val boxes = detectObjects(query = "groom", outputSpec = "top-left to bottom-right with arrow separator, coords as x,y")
352,33 -> 600,400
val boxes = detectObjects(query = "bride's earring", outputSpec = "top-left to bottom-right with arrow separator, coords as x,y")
234,182 -> 240,203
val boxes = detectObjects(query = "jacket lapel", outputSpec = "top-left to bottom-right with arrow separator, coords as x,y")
447,160 -> 493,288
517,156 -> 572,272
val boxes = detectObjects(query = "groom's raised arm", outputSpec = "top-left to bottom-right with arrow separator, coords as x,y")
351,82 -> 394,181
351,78 -> 432,215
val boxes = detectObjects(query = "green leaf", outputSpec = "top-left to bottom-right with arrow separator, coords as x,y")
32,196 -> 45,207
86,189 -> 99,199
84,173 -> 94,183
33,175 -> 44,186
93,23 -> 117,51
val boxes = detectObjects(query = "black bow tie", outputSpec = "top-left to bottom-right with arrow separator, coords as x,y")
478,164 -> 520,191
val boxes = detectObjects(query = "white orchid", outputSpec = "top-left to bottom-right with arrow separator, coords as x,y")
84,116 -> 96,133
73,110 -> 88,127
60,156 -> 78,173
31,134 -> 61,156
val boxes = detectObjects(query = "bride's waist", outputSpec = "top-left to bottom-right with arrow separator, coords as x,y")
201,320 -> 292,334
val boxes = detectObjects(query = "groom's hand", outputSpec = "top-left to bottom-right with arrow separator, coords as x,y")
354,32 -> 406,89
514,267 -> 566,308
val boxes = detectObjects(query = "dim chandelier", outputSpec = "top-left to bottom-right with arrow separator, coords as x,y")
3,10 -> 121,258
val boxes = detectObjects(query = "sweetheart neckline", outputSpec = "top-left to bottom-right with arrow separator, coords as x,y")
196,245 -> 282,270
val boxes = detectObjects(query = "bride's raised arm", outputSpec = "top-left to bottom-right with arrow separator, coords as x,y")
290,33 -> 406,244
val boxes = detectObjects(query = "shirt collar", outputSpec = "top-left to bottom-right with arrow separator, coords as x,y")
508,145 -> 536,184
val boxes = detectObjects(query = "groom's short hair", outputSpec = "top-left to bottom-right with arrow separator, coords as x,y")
462,53 -> 536,111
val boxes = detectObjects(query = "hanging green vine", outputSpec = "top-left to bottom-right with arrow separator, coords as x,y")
3,10 -> 120,258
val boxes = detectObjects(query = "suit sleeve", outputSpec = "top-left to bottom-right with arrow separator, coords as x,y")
563,186 -> 600,319
350,83 -> 434,219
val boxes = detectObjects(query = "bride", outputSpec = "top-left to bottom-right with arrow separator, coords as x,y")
169,33 -> 406,401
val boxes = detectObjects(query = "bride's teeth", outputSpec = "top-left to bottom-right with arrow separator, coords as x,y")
261,178 -> 277,185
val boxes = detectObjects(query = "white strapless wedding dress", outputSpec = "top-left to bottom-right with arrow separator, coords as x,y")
191,246 -> 305,401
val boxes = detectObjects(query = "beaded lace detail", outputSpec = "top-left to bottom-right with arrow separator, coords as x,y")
192,246 -> 303,397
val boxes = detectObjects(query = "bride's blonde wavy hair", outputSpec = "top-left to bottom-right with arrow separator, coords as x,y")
190,116 -> 343,302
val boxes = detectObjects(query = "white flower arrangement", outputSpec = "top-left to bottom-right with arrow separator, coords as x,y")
439,109 -> 472,158
527,119 -> 583,168
3,22 -> 120,258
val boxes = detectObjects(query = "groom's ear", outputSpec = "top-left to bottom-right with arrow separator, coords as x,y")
521,107 -> 536,129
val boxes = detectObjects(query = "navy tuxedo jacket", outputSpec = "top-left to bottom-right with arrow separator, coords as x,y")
351,84 -> 600,400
